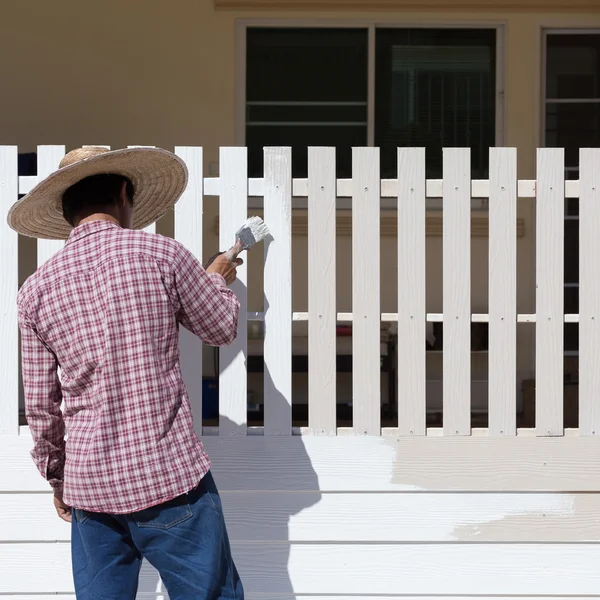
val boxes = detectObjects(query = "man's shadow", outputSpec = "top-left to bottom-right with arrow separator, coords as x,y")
138,261 -> 321,597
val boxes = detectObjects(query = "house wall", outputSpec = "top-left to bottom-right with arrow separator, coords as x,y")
4,1 -> 599,389
4,432 -> 600,599
2,3 -> 600,599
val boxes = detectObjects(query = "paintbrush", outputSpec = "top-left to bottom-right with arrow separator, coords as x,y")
204,216 -> 270,268
223,216 -> 270,261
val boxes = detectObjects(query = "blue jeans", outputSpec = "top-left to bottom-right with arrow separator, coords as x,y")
71,471 -> 244,600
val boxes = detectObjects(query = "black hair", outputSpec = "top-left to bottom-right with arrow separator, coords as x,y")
62,174 -> 135,226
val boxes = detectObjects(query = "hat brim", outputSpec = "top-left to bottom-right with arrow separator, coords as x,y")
7,147 -> 188,240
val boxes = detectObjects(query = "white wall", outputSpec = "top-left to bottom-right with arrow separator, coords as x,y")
3,433 -> 600,598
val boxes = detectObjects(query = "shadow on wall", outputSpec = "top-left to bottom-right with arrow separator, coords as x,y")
138,279 -> 321,598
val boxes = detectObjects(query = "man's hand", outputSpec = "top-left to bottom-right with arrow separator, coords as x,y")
54,493 -> 72,523
206,253 -> 243,286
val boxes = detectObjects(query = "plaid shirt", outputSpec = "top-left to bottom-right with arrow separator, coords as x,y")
18,220 -> 239,513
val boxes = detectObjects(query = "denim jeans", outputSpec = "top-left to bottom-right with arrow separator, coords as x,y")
71,471 -> 244,600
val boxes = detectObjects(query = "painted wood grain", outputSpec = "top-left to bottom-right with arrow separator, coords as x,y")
6,542 -> 600,595
578,148 -> 600,436
488,148 -> 517,436
263,147 -> 292,436
219,147 -> 248,436
397,148 -> 426,436
352,147 -> 381,435
307,147 -> 336,435
37,145 -> 66,267
174,147 -> 204,437
443,148 -> 471,435
536,149 -> 565,436
2,491 -> 598,543
0,147 -> 19,435
8,434 -> 600,492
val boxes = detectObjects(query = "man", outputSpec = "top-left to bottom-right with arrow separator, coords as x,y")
8,146 -> 244,599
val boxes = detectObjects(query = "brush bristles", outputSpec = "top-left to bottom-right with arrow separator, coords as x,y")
239,217 -> 269,242
236,216 -> 271,246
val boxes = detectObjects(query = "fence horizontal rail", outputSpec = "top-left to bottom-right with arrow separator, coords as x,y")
248,312 -> 581,323
17,175 -> 583,199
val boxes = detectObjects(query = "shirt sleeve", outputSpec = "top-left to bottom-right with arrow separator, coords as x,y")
18,304 -> 65,495
173,244 -> 240,347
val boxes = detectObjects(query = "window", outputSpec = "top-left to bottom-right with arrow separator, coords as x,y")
544,31 -> 600,353
244,25 -> 499,179
246,28 -> 368,178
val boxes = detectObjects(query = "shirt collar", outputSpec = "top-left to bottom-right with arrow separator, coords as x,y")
66,220 -> 121,245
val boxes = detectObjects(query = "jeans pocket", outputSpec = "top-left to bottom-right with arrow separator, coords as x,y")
199,471 -> 222,512
74,508 -> 90,524
133,497 -> 193,529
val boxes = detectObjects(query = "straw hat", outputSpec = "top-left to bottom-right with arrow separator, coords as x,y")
8,146 -> 188,239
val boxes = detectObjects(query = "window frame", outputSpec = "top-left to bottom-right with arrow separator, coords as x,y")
541,28 -> 600,357
235,19 -> 506,209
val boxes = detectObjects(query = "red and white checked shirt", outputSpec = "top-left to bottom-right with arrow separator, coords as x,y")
18,220 -> 240,513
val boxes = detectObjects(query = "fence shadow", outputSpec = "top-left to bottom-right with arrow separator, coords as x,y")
138,279 -> 320,598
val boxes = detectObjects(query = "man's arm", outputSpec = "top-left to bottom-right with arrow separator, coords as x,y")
174,244 -> 241,346
18,307 -> 65,496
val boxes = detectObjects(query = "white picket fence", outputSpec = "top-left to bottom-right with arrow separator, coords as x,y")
0,145 -> 597,439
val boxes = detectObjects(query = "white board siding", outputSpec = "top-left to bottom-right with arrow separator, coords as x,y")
9,435 -> 600,492
536,149 -> 565,436
352,147 -> 381,435
0,146 -> 19,435
3,491 -> 598,543
397,148 -> 426,436
36,145 -> 66,267
5,542 -> 600,595
263,147 -> 292,436
174,147 -> 204,437
488,148 -> 517,436
443,148 -> 471,435
218,147 -> 248,436
578,148 -> 600,436
307,147 -> 337,435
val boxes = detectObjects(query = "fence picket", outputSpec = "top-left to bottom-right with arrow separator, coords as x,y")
37,146 -> 66,267
488,148 -> 517,436
443,148 -> 471,436
352,147 -> 381,435
174,147 -> 204,437
397,148 -> 426,436
219,147 -> 248,436
578,148 -> 600,436
308,147 -> 337,435
0,147 -> 19,435
6,143 -> 600,439
263,147 -> 292,436
536,148 -> 564,436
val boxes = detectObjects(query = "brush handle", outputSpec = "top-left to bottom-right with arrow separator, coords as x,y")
223,239 -> 244,262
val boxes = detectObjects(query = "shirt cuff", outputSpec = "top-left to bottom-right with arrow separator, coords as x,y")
50,478 -> 64,496
207,272 -> 227,287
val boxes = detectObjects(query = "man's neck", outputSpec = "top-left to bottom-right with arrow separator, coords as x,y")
77,214 -> 120,227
